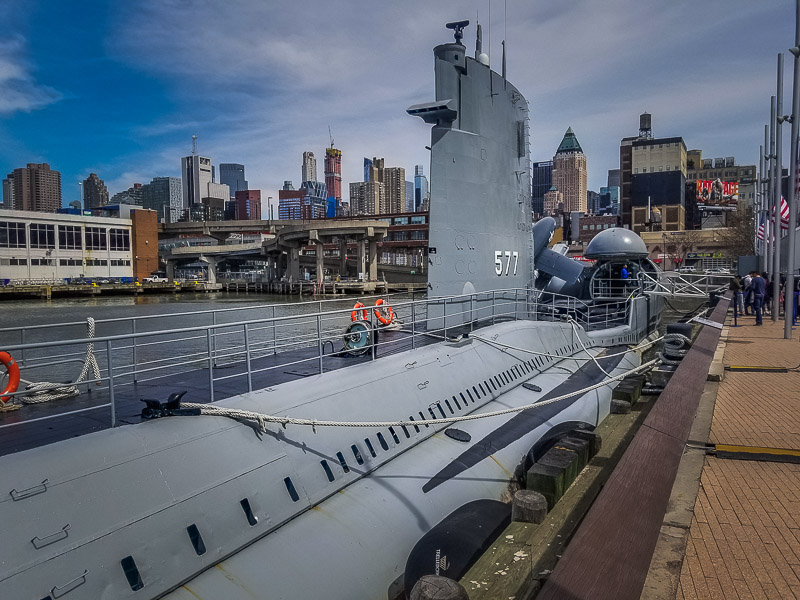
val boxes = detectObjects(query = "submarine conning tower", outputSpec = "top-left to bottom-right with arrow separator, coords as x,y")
408,21 -> 533,314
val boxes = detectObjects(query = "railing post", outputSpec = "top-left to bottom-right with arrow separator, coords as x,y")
470,294 -> 475,332
244,323 -> 253,392
411,299 -> 416,350
317,314 -> 324,374
131,320 -> 138,382
211,311 -> 218,367
443,298 -> 448,339
492,291 -> 496,325
106,340 -> 116,427
370,311 -> 376,362
20,329 -> 26,367
271,305 -> 277,355
207,329 -> 215,402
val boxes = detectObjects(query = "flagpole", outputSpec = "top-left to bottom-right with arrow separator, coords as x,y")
769,97 -> 776,285
786,0 -> 800,339
774,54 -> 785,322
763,125 -> 770,274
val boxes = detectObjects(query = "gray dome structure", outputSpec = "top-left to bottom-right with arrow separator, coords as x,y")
584,227 -> 649,259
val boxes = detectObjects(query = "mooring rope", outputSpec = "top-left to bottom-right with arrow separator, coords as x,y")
180,357 -> 659,432
17,318 -> 102,404
657,333 -> 692,366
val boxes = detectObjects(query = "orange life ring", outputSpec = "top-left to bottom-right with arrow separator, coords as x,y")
0,351 -> 20,404
351,302 -> 368,322
373,298 -> 394,325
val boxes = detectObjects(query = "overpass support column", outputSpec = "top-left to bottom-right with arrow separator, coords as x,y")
368,239 -> 378,281
316,242 -> 324,284
200,256 -> 221,285
339,239 -> 347,277
287,248 -> 301,282
357,239 -> 366,280
165,261 -> 176,282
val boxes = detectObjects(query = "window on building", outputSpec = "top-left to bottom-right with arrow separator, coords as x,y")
659,166 -> 663,172
410,216 -> 426,224
393,217 -> 409,225
30,258 -> 55,266
29,223 -> 56,249
59,225 -> 82,250
0,221 -> 26,248
582,224 -> 588,230
109,228 -> 130,251
10,258 -> 27,265
634,168 -> 639,174
85,227 -> 107,250
666,166 -> 671,171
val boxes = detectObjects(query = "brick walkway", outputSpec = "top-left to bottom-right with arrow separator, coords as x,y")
676,317 -> 800,600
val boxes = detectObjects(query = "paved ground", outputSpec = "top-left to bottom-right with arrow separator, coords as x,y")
676,316 -> 800,600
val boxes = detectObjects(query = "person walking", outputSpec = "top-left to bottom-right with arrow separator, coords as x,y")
743,272 -> 753,315
729,275 -> 744,316
762,272 -> 772,316
751,271 -> 766,325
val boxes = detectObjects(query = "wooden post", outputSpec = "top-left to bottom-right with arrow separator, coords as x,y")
511,490 -> 548,524
410,575 -> 469,600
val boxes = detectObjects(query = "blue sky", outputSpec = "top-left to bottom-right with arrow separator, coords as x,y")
0,0 -> 794,208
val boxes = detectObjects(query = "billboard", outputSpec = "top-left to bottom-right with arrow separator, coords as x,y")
696,179 -> 738,206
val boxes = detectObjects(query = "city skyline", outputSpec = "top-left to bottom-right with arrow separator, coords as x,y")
0,1 -> 791,207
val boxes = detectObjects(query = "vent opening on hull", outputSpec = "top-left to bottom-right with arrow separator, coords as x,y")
284,477 -> 300,502
240,498 -> 258,526
121,556 -> 144,591
187,524 -> 206,556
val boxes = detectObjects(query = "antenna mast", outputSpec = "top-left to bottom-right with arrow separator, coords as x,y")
328,125 -> 334,148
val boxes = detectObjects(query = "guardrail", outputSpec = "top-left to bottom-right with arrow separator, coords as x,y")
0,288 -> 637,437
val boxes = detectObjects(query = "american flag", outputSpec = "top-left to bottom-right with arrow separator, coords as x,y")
757,213 -> 765,241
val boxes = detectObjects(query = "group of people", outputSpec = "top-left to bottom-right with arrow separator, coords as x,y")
729,271 -> 800,325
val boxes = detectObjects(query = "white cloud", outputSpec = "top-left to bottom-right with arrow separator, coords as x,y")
0,37 -> 61,114
100,0 -> 790,196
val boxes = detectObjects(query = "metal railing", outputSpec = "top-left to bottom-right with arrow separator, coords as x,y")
0,288 -> 639,439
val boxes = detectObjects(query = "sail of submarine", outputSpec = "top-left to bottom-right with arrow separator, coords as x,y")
0,21 -> 662,600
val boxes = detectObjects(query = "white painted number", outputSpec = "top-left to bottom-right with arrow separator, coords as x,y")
494,250 -> 519,276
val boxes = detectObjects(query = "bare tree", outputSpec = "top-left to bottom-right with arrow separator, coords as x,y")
717,211 -> 755,259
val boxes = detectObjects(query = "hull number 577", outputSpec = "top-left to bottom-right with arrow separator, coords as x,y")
494,250 -> 519,276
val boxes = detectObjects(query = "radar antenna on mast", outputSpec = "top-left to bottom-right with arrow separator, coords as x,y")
445,20 -> 469,44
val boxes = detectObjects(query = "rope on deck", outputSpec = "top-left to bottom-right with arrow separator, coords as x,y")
181,357 -> 660,433
16,318 -> 102,404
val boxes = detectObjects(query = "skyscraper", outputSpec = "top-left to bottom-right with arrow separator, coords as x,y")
5,163 -> 62,212
181,155 -> 213,208
414,165 -> 429,213
364,158 -> 373,183
110,183 -> 144,206
349,181 -> 384,215
83,173 -> 109,210
302,152 -> 317,183
368,157 -> 404,214
405,181 -> 414,213
552,127 -> 587,213
1,178 -> 13,209
219,163 -> 247,197
234,190 -> 262,220
141,177 -> 182,222
607,169 -> 621,188
325,148 -> 342,202
532,160 -> 553,217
